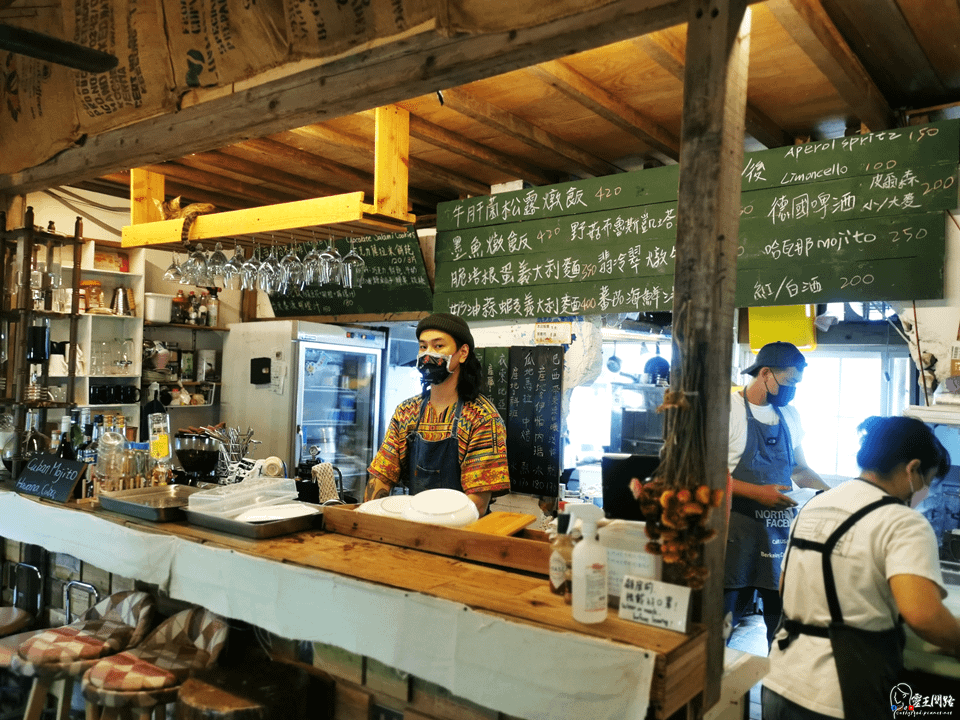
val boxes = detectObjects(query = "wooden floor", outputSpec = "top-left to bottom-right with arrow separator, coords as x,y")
727,613 -> 767,720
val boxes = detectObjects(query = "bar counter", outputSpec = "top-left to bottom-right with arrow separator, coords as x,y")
0,488 -> 706,720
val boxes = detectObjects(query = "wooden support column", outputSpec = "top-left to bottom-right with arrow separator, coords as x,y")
669,0 -> 751,713
130,168 -> 165,225
374,105 -> 410,219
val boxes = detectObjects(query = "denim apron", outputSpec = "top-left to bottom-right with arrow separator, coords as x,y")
724,394 -> 796,590
408,398 -> 464,495
776,493 -> 906,720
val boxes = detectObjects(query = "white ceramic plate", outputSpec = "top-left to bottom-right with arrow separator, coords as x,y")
357,497 -> 386,515
235,503 -> 320,523
401,488 -> 479,527
379,495 -> 412,518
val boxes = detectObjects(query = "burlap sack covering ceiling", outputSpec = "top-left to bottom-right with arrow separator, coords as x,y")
0,0 -> 615,176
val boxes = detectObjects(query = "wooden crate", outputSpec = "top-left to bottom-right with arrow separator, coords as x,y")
322,506 -> 550,576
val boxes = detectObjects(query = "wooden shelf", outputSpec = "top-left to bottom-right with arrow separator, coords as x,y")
144,321 -> 229,331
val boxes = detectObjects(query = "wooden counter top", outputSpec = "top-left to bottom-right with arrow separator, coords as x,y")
2,490 -> 706,718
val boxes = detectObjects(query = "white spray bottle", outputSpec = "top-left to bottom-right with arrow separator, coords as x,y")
567,503 -> 608,624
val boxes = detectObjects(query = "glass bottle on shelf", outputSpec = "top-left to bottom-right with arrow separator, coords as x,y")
56,414 -> 75,460
23,409 -> 50,461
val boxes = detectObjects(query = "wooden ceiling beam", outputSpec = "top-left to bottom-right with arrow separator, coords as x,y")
144,163 -> 300,208
286,124 -> 490,198
632,30 -> 792,148
99,172 -> 254,211
527,59 -> 681,161
179,150 -> 344,198
232,137 -> 374,191
264,128 -> 450,210
1,0 -> 700,195
408,113 -> 561,187
439,87 -> 624,177
765,0 -> 896,130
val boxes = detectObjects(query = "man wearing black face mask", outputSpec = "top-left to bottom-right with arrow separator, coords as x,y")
365,313 -> 510,514
725,341 -> 829,647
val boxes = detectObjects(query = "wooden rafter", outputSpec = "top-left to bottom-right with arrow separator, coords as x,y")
408,113 -> 560,186
526,59 -> 681,162
145,163 -> 299,207
287,124 -> 490,198
439,87 -> 624,177
765,0 -> 895,130
632,29 -> 792,148
177,150 -> 345,198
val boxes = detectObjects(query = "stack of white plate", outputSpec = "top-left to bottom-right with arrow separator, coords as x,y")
357,489 -> 478,528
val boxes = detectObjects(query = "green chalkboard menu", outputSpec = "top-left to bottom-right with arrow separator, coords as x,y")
434,119 -> 959,319
270,230 -> 433,317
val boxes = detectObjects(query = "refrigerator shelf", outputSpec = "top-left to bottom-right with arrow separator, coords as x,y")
303,386 -> 356,393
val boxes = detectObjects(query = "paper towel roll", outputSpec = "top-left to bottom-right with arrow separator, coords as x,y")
263,456 -> 285,477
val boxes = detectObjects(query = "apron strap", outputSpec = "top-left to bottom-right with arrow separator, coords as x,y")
819,495 -> 903,623
777,494 -> 903,651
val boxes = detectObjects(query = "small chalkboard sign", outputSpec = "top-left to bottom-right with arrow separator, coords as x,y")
15,454 -> 87,503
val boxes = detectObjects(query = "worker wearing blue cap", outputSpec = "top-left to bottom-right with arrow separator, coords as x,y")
725,341 -> 829,647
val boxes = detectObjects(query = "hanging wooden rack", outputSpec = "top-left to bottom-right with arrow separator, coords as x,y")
120,106 -> 415,250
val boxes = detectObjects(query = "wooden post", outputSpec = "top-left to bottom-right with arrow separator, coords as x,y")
374,105 -> 410,219
670,0 -> 751,713
130,168 -> 165,225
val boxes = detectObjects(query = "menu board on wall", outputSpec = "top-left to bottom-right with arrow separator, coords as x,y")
506,346 -> 563,497
269,230 -> 432,317
433,120 -> 959,320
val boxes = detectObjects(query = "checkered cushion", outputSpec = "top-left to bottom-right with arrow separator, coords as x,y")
0,630 -> 42,669
81,607 -> 228,710
8,591 -> 154,681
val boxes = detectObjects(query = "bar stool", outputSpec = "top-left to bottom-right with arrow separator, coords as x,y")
9,590 -> 155,720
0,562 -> 43,715
81,606 -> 229,720
0,562 -> 42,638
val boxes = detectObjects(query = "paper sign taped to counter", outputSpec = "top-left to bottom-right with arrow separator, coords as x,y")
619,575 -> 691,632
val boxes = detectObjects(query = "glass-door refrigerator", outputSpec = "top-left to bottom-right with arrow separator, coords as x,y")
221,320 -> 385,500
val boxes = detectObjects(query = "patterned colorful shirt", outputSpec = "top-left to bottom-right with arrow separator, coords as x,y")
368,394 -> 510,496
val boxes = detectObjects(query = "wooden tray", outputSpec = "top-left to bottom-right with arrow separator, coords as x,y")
322,506 -> 550,575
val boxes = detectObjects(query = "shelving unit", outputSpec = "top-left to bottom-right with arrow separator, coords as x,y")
0,208 -> 84,476
142,322 -> 227,428
50,238 -> 145,419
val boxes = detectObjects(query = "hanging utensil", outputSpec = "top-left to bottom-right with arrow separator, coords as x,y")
606,342 -> 622,373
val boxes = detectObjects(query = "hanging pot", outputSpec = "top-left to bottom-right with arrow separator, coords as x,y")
606,342 -> 622,373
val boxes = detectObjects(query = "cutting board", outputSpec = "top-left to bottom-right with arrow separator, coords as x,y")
462,511 -> 537,536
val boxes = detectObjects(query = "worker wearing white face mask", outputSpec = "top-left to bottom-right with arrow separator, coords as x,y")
365,313 -> 510,514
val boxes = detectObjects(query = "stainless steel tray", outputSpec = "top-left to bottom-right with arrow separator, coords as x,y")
183,505 -> 322,539
99,485 -> 200,522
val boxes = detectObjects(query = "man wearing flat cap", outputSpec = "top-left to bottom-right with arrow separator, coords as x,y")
365,313 -> 510,514
725,341 -> 829,647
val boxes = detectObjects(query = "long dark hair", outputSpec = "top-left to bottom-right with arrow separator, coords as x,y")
856,416 -> 950,479
457,348 -> 483,402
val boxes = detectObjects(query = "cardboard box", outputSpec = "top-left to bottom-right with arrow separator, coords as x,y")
951,342 -> 960,377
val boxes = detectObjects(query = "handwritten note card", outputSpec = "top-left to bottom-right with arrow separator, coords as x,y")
618,575 -> 691,632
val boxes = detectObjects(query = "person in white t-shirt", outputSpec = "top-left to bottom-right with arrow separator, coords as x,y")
726,341 -> 829,646
764,415 -> 960,720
